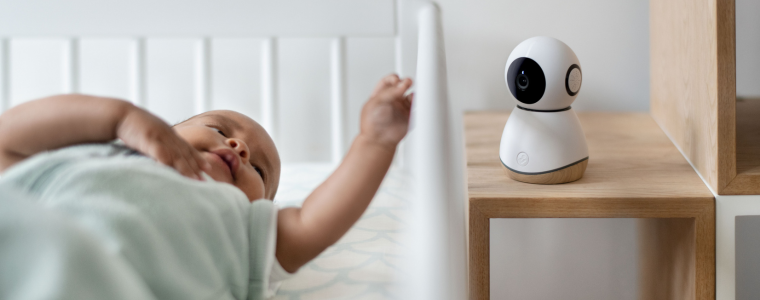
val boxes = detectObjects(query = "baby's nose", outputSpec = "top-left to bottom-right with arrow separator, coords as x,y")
226,138 -> 249,159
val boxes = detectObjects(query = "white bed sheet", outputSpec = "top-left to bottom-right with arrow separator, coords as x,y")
273,164 -> 411,300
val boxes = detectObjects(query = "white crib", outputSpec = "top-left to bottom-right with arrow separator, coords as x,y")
0,1 -> 467,299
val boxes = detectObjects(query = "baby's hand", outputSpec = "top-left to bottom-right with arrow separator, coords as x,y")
116,106 -> 210,180
360,74 -> 414,150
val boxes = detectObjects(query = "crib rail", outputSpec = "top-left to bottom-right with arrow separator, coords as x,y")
0,0 -> 396,164
406,2 -> 468,300
260,38 -> 278,146
0,1 -> 395,37
0,39 -> 8,112
0,0 -> 467,298
0,35 -> 353,164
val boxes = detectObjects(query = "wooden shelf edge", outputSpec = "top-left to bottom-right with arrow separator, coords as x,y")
468,196 -> 715,219
464,111 -> 717,300
720,173 -> 760,195
719,98 -> 760,195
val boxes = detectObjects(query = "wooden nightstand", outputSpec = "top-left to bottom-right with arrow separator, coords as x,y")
465,111 -> 715,300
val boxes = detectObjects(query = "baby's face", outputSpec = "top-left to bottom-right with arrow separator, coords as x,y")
173,110 -> 280,201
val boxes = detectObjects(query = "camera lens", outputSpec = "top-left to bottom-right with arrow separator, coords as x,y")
517,74 -> 529,90
506,57 -> 546,104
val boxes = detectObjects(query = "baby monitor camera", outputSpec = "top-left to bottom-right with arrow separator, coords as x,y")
499,36 -> 588,184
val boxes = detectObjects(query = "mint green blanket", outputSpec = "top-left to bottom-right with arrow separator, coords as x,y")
0,144 -> 278,300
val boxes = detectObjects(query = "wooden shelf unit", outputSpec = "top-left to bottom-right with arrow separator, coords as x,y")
726,98 -> 760,193
650,0 -> 758,195
465,111 -> 715,300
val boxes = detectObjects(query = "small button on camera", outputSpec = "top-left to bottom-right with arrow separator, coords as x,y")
517,152 -> 529,166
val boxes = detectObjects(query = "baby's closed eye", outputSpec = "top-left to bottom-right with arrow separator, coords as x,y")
215,129 -> 227,137
253,165 -> 263,178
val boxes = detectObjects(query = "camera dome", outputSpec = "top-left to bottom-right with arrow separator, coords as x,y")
505,36 -> 581,110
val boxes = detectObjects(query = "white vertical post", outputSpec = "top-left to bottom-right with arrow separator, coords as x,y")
63,38 -> 79,93
395,36 -> 404,78
194,37 -> 212,114
130,38 -> 146,107
394,34 -> 406,168
408,3 -> 467,300
261,38 -> 278,142
0,38 -> 9,112
330,37 -> 347,164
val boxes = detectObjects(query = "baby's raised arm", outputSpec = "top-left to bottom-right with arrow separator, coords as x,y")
276,75 -> 413,272
0,94 -> 209,178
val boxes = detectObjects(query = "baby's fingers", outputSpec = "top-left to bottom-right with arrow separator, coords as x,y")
177,144 -> 207,180
396,78 -> 413,93
372,74 -> 401,97
153,144 -> 203,180
194,149 -> 211,173
173,158 -> 202,180
383,74 -> 401,87
403,92 -> 414,110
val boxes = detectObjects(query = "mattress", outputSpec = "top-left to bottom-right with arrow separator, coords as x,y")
273,163 -> 411,300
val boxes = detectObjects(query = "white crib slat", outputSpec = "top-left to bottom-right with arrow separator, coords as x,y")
261,38 -> 278,141
130,38 -> 146,107
63,38 -> 79,93
330,37 -> 347,163
408,3 -> 467,300
194,38 -> 212,114
395,139 -> 406,168
0,38 -> 8,112
394,36 -> 404,77
393,35 -> 406,168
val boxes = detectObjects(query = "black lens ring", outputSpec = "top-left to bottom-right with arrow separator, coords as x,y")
506,57 -> 546,104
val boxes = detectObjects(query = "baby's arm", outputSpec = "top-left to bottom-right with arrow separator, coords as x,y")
276,75 -> 413,272
0,94 -> 208,178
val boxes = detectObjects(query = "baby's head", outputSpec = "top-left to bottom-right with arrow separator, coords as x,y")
173,110 -> 280,201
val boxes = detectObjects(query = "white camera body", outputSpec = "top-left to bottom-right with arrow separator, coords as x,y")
499,36 -> 589,184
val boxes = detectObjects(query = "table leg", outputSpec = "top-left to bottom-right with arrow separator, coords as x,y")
469,205 -> 489,300
638,215 -> 714,300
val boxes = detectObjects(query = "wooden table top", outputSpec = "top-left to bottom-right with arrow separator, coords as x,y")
464,111 -> 713,201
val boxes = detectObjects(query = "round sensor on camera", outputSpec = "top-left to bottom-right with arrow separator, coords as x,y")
565,64 -> 582,96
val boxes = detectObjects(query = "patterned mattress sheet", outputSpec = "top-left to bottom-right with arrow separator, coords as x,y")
272,164 -> 411,300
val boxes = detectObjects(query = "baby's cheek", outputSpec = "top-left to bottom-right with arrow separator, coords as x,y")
238,179 -> 266,202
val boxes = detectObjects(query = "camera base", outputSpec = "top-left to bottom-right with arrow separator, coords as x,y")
503,159 -> 588,185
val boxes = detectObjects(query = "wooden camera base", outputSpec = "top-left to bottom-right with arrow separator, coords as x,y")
503,159 -> 588,184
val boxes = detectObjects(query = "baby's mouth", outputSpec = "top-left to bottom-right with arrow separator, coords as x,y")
209,149 -> 239,181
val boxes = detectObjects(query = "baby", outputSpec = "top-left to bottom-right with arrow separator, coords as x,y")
0,74 -> 413,299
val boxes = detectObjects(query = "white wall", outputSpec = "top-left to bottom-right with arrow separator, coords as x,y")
490,219 -> 638,300
435,0 -> 760,108
736,0 -> 760,97
437,0 -> 651,112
